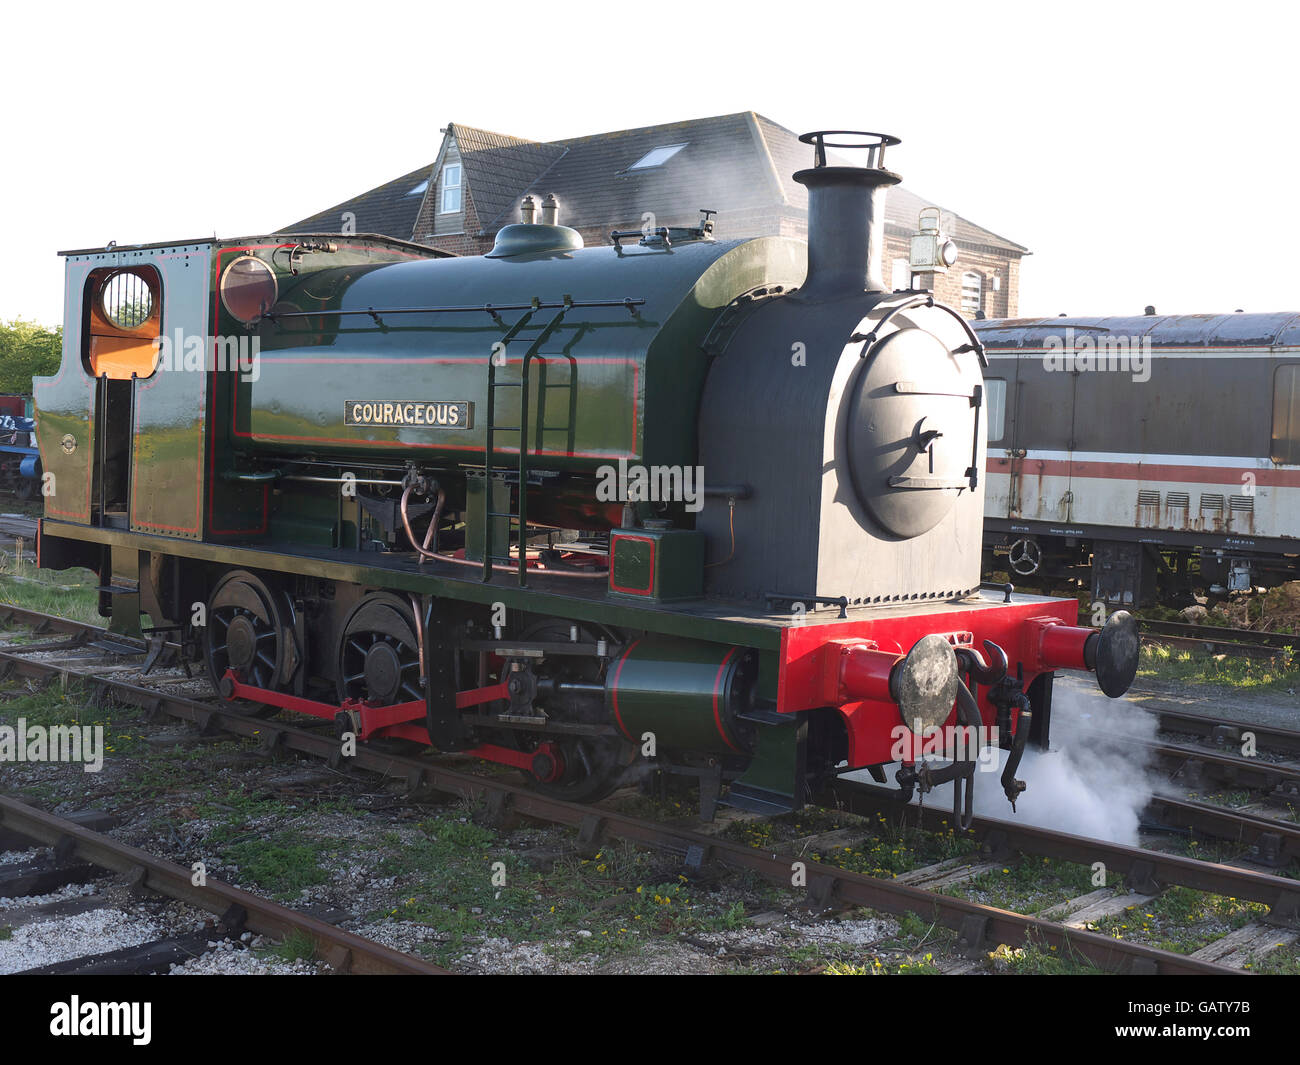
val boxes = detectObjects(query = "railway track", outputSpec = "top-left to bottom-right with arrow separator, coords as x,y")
0,604 -> 1282,974
0,797 -> 449,975
1137,618 -> 1297,660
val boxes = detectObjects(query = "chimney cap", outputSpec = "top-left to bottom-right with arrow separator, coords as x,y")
799,129 -> 900,170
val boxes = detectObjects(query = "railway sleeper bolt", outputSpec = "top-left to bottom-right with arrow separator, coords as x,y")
257,727 -> 285,754
221,903 -> 249,935
1266,891 -> 1300,927
805,873 -> 836,912
482,790 -> 518,830
1253,832 -> 1283,866
1210,725 -> 1240,747
52,833 -> 77,863
1127,859 -> 1161,895
125,863 -> 151,896
957,914 -> 990,956
576,813 -> 605,857
979,829 -> 1014,862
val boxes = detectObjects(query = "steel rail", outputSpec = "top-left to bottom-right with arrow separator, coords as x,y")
0,646 -> 1242,975
1144,795 -> 1300,866
817,778 -> 1300,919
0,796 -> 449,975
1074,726 -> 1300,795
1134,698 -> 1300,757
1139,618 -> 1300,652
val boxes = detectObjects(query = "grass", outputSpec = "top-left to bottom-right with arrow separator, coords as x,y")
0,926 -> 11,941
721,807 -> 978,880
1138,642 -> 1300,692
360,811 -> 789,968
223,832 -> 337,900
261,928 -> 317,966
0,680 -> 147,762
1090,886 -> 1267,954
0,551 -> 102,626
941,854 -> 1099,915
989,939 -> 1105,974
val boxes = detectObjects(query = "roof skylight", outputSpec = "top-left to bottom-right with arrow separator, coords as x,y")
627,144 -> 687,171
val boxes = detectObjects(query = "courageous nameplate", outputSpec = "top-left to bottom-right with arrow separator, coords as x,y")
345,400 -> 473,429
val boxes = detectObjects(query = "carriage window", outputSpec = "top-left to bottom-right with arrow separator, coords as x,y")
82,266 -> 162,380
1271,365 -> 1300,464
985,377 -> 1007,443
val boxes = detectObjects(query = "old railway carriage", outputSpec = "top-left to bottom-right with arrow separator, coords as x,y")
33,132 -> 1137,818
975,313 -> 1300,607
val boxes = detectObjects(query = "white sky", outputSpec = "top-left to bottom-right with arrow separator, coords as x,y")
1,0 -> 1295,326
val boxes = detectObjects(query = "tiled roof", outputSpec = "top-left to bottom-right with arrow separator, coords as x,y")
281,163 -> 433,238
450,124 -> 567,230
281,113 -> 1027,256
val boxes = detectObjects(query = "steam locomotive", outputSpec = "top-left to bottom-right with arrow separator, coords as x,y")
32,131 -> 1139,820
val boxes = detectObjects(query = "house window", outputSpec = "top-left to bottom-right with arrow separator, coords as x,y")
891,258 -> 911,291
961,272 -> 983,317
1271,365 -> 1300,464
440,164 -> 462,213
627,144 -> 687,170
985,378 -> 1007,443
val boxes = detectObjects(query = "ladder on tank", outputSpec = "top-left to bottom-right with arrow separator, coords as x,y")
481,294 -> 645,586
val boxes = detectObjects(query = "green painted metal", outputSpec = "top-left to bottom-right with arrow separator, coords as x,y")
464,473 -> 509,566
730,715 -> 808,811
606,637 -> 755,755
609,526 -> 705,601
39,519 -> 788,649
239,237 -> 806,479
485,224 -> 584,258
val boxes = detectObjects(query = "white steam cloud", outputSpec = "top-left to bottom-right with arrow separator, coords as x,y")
849,675 -> 1161,847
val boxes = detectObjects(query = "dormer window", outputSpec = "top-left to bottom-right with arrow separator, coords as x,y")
627,144 -> 687,171
440,164 -> 462,213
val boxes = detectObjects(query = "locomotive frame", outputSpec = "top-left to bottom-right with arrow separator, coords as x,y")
33,133 -> 1138,821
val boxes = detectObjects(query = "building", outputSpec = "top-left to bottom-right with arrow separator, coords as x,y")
283,113 -> 1027,318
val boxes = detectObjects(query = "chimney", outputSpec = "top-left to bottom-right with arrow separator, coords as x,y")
793,131 -> 901,300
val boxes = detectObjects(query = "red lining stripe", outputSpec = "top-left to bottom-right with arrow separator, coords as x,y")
712,647 -> 741,753
609,639 -> 641,740
609,534 -> 656,595
985,456 -> 1300,488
